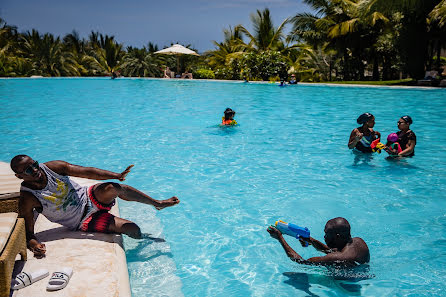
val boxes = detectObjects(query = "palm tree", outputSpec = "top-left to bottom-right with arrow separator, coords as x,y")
86,32 -> 124,75
428,0 -> 446,73
120,46 -> 162,77
290,0 -> 390,80
360,0 -> 442,79
19,30 -> 78,76
0,18 -> 30,77
208,26 -> 246,68
237,8 -> 289,52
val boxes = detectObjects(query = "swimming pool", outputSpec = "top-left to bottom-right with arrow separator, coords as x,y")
1,78 -> 445,296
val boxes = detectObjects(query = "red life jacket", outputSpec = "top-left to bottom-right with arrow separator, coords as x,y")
222,117 -> 236,125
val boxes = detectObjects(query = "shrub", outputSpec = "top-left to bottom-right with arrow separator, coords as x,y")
241,51 -> 289,81
193,68 -> 215,79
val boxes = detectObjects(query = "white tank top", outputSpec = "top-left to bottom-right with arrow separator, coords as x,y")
21,163 -> 89,230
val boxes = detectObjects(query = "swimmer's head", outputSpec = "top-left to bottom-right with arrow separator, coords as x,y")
400,115 -> 412,125
324,217 -> 352,249
224,108 -> 235,120
387,133 -> 398,143
356,113 -> 375,127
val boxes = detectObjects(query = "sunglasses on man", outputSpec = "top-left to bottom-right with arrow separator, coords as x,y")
22,161 -> 39,175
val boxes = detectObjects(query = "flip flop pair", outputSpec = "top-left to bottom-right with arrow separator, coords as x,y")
12,267 -> 73,291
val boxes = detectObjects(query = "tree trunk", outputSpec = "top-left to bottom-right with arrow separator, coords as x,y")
436,39 -> 441,73
372,54 -> 379,81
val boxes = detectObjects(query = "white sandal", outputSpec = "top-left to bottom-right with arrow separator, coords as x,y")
46,267 -> 73,291
12,269 -> 49,290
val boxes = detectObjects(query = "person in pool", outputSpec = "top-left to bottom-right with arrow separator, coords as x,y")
348,113 -> 381,153
267,217 -> 370,267
10,155 -> 180,258
222,108 -> 237,125
388,115 -> 416,157
289,74 -> 297,84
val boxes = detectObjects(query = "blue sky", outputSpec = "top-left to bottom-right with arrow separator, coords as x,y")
0,0 -> 312,52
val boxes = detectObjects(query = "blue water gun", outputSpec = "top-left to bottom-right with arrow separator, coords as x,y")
275,220 -> 311,247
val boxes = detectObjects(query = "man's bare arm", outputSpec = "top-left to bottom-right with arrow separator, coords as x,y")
302,252 -> 356,266
306,237 -> 332,254
18,191 -> 46,256
45,160 -> 133,181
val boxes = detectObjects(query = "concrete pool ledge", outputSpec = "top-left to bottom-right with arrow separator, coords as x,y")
0,162 -> 131,297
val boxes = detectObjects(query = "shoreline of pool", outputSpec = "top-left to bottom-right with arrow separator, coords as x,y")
0,162 -> 131,297
1,76 -> 445,90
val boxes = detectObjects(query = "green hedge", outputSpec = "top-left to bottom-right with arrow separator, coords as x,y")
193,68 -> 215,79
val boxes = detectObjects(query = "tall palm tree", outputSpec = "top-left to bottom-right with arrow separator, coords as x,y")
120,46 -> 162,77
290,0 -> 390,80
208,26 -> 246,68
86,32 -> 124,74
428,0 -> 446,72
19,30 -> 78,76
237,8 -> 289,52
360,0 -> 442,79
0,18 -> 30,77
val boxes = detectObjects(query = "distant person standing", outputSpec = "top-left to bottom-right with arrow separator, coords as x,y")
348,113 -> 381,153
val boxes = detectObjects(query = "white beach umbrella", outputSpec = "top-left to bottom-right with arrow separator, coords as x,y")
155,44 -> 200,74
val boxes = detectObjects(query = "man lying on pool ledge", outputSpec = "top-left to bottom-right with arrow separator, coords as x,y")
10,154 -> 180,258
267,217 -> 369,266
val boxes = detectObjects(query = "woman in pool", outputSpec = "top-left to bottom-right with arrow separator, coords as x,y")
387,115 -> 416,157
348,113 -> 381,153
221,108 -> 237,125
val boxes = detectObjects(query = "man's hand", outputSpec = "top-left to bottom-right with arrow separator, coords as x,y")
28,239 -> 46,258
118,165 -> 134,181
299,237 -> 311,247
267,226 -> 282,240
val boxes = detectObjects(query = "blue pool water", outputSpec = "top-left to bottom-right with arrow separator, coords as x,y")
1,78 -> 446,296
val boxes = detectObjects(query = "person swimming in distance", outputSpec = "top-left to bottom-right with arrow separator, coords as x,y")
289,74 -> 297,84
221,108 -> 237,125
348,113 -> 381,153
267,217 -> 370,267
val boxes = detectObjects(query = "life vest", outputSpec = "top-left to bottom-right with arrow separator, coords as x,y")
390,142 -> 402,154
222,117 -> 237,125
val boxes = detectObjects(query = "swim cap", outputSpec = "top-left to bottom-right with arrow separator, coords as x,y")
387,133 -> 398,142
401,115 -> 412,125
224,108 -> 235,115
356,113 -> 373,124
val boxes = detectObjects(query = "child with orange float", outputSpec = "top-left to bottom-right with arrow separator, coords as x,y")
221,108 -> 237,126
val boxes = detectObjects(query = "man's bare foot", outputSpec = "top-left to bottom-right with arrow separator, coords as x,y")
155,196 -> 180,210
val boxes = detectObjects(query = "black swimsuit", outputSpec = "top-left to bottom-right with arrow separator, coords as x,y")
397,130 -> 416,157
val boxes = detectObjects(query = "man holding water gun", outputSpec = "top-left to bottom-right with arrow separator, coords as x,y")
267,217 -> 369,266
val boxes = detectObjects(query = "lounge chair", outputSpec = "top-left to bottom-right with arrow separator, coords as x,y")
0,192 -> 27,296
417,70 -> 439,86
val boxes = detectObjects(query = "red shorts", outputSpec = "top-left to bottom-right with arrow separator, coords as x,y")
79,186 -> 115,233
